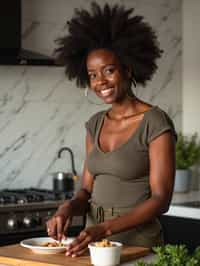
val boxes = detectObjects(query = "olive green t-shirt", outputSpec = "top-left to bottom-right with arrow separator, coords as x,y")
85,106 -> 176,208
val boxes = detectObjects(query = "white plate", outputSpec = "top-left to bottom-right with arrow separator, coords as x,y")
20,237 -> 75,254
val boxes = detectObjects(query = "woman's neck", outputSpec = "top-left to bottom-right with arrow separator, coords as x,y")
108,97 -> 139,120
107,97 -> 152,120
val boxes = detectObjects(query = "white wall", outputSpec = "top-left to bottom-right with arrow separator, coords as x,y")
183,0 -> 200,135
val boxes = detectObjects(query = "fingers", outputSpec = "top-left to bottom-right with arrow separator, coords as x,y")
65,231 -> 91,257
65,224 -> 108,257
56,216 -> 65,241
46,217 -> 58,239
63,217 -> 72,233
46,215 -> 70,241
66,247 -> 88,257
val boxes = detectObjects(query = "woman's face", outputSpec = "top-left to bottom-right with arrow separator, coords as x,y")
86,49 -> 129,104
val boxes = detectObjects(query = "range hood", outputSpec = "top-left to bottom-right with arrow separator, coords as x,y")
0,0 -> 57,66
0,49 -> 56,66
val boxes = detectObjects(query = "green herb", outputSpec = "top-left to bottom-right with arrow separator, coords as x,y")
176,132 -> 200,169
135,244 -> 200,266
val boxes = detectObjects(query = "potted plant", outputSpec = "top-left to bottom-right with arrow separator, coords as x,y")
174,132 -> 200,192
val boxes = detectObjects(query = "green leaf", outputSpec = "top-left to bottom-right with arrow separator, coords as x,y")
176,132 -> 200,169
135,244 -> 200,266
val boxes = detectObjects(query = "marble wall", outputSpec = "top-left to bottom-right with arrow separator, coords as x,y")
0,0 -> 182,190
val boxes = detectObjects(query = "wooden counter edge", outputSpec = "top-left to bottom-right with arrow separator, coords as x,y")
0,256 -> 61,266
121,246 -> 150,263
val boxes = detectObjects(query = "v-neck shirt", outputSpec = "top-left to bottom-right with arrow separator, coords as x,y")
85,106 -> 176,208
97,108 -> 152,154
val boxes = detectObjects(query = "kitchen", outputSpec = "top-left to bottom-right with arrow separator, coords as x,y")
0,0 -> 200,265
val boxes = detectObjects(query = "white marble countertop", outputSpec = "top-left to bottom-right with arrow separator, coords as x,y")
165,190 -> 200,219
171,190 -> 200,203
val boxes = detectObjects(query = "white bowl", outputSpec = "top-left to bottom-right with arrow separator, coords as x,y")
88,241 -> 122,266
20,237 -> 75,254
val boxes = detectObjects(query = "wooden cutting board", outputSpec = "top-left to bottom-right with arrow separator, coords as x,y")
0,244 -> 150,266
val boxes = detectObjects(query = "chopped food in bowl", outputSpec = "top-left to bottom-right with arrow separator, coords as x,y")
41,241 -> 66,247
94,239 -> 117,247
20,237 -> 75,254
88,239 -> 122,266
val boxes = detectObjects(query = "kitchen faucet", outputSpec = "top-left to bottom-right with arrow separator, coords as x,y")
57,147 -> 77,177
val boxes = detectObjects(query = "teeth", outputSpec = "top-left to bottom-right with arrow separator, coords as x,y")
100,88 -> 113,96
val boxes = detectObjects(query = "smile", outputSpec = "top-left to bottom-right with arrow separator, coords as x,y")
99,88 -> 114,97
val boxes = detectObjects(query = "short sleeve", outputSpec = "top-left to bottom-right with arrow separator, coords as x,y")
147,108 -> 177,144
85,111 -> 104,141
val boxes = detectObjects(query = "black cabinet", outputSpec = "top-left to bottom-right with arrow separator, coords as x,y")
159,215 -> 200,252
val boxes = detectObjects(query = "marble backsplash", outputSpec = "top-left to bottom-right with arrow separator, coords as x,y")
0,0 -> 182,190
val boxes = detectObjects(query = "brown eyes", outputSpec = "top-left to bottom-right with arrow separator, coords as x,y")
105,67 -> 115,73
88,73 -> 96,80
88,67 -> 115,80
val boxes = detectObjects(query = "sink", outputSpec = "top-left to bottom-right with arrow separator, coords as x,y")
173,201 -> 200,208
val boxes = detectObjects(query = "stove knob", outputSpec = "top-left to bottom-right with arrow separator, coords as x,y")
35,215 -> 42,226
7,217 -> 17,230
23,216 -> 32,228
23,216 -> 40,228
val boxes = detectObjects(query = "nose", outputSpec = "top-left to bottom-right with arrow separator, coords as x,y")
96,72 -> 107,86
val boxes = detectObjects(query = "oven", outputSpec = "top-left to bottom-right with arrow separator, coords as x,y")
0,188 -> 85,246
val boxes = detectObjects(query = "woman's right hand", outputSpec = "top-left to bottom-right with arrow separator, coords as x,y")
46,201 -> 72,241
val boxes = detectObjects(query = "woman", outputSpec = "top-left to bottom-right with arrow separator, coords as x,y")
47,2 -> 176,257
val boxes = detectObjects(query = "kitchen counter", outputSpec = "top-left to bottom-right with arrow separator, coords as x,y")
171,190 -> 200,203
165,190 -> 200,219
0,254 -> 155,266
0,244 -> 153,266
123,253 -> 155,265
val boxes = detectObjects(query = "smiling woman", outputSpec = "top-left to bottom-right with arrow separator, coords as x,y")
86,49 -> 129,105
46,2 -> 177,257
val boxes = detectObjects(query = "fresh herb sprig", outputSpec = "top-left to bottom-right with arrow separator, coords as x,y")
176,132 -> 200,169
135,245 -> 200,266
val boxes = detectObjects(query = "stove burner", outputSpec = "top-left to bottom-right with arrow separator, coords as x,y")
0,188 -> 72,205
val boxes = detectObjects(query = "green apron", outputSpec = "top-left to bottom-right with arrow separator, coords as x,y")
86,201 -> 164,248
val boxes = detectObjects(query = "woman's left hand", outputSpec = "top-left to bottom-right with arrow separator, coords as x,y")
65,224 -> 110,257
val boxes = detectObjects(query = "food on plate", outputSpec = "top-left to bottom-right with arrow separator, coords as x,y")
94,239 -> 115,247
42,241 -> 65,247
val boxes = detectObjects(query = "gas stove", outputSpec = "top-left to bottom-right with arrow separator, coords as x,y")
0,188 -> 85,246
0,188 -> 69,205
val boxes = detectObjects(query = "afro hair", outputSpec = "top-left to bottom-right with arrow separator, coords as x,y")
54,2 -> 163,88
